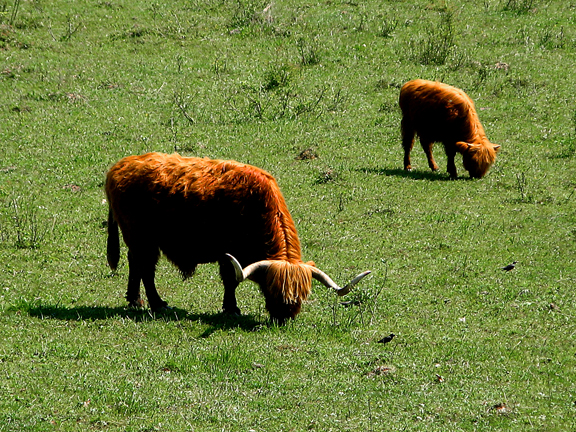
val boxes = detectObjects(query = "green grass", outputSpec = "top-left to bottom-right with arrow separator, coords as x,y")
1,0 -> 576,430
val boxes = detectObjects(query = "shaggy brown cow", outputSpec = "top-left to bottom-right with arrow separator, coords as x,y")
399,79 -> 500,178
105,152 -> 370,323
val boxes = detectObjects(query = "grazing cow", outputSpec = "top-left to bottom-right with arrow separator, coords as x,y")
399,79 -> 500,178
105,152 -> 370,323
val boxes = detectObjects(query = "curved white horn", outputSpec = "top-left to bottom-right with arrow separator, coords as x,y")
241,261 -> 274,280
226,254 -> 245,282
225,254 -> 273,282
310,267 -> 371,296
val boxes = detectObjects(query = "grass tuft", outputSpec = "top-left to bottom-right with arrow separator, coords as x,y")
501,0 -> 538,14
411,10 -> 457,66
262,63 -> 291,91
314,167 -> 340,185
296,36 -> 321,66
1,196 -> 55,249
377,17 -> 398,38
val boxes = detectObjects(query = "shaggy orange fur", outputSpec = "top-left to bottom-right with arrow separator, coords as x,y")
399,79 -> 500,178
105,152 -> 313,322
265,261 -> 313,304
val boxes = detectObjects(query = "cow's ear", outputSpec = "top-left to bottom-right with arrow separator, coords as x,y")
455,141 -> 471,152
305,261 -> 316,267
493,144 -> 501,152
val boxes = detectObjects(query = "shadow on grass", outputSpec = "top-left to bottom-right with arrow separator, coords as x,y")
356,167 -> 472,181
23,304 -> 263,335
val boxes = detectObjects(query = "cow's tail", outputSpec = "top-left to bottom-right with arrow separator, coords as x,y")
107,207 -> 120,271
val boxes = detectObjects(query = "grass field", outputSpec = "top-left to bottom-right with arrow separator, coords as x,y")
1,0 -> 575,430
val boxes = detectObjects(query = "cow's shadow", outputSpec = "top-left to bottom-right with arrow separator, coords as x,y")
356,167 -> 472,181
25,304 -> 263,337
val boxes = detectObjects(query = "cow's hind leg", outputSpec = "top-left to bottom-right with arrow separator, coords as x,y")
401,117 -> 416,171
126,250 -> 145,308
219,257 -> 241,316
420,139 -> 439,172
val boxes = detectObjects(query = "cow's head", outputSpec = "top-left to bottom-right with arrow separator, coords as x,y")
457,141 -> 501,178
226,254 -> 371,324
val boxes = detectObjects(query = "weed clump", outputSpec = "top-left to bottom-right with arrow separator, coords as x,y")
228,0 -> 280,35
296,148 -> 318,160
222,83 -> 344,123
295,148 -> 318,161
314,168 -> 339,185
262,64 -> 291,91
0,0 -> 19,26
501,0 -> 537,14
378,17 -> 398,38
411,11 -> 457,66
538,25 -> 565,50
296,36 -> 321,66
0,22 -> 29,49
1,196 -> 55,249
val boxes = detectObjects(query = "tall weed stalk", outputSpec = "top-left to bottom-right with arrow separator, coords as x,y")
2,196 -> 55,249
501,0 -> 537,14
413,11 -> 457,66
9,0 -> 19,26
296,37 -> 321,66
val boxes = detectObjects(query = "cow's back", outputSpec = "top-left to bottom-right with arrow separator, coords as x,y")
399,79 -> 477,143
105,152 -> 302,269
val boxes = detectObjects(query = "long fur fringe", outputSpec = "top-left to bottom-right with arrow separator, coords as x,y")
461,139 -> 498,178
265,261 -> 312,304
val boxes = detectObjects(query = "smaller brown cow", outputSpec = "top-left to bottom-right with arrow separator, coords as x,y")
399,79 -> 500,178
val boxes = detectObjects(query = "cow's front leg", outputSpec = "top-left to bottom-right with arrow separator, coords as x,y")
445,146 -> 458,178
142,270 -> 169,312
421,140 -> 439,172
219,258 -> 241,316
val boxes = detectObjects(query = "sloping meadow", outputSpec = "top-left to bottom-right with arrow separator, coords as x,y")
0,0 -> 575,430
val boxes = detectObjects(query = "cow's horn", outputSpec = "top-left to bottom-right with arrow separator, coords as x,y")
225,253 -> 273,282
310,267 -> 371,296
226,254 -> 245,282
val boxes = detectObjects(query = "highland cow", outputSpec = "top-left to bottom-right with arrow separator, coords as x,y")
105,152 -> 370,323
399,79 -> 500,178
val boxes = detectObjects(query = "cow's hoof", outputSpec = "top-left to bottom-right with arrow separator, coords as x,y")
223,307 -> 241,317
127,298 -> 146,309
404,166 -> 412,172
150,302 -> 171,313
